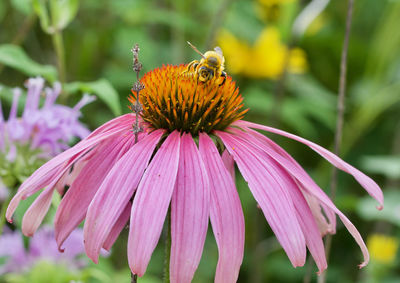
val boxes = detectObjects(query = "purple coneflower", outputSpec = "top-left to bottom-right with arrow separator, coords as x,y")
6,65 -> 383,282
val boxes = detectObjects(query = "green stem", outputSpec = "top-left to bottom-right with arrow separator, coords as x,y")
319,0 -> 354,282
164,206 -> 171,283
0,196 -> 11,235
52,30 -> 67,86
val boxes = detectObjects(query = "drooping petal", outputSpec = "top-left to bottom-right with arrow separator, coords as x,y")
234,120 -> 384,208
217,131 -> 307,267
55,133 -> 136,249
21,184 -> 56,237
236,126 -> 371,267
169,133 -> 210,283
128,131 -> 181,276
103,202 -> 132,251
289,183 -> 327,273
230,129 -> 327,273
6,114 -> 134,222
84,130 -> 164,263
199,134 -> 244,283
20,145 -> 97,236
241,126 -> 337,235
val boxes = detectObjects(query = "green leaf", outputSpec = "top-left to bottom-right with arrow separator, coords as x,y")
0,0 -> 7,22
33,0 -> 78,33
10,0 -> 33,15
0,44 -> 57,81
357,190 -> 400,227
32,0 -> 51,33
343,81 -> 400,155
287,74 -> 336,130
65,79 -> 122,116
50,0 -> 79,31
361,155 -> 400,179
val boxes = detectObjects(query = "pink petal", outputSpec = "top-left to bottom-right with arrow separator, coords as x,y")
199,134 -> 244,283
103,201 -> 132,251
84,130 -> 164,263
242,126 -> 337,235
221,150 -> 235,180
234,120 -> 383,208
169,133 -> 210,283
54,149 -> 96,195
217,131 -> 307,267
21,183 -> 56,236
54,133 -> 136,250
6,114 -> 134,222
17,141 -> 98,232
128,131 -> 181,276
231,129 -> 327,272
303,191 -> 336,235
235,126 -> 371,267
290,184 -> 327,274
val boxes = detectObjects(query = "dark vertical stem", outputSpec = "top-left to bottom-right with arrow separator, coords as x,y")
171,0 -> 185,64
303,256 -> 313,283
131,273 -> 137,283
163,207 -> 171,283
204,0 -> 233,49
319,1 -> 354,282
329,0 -> 354,201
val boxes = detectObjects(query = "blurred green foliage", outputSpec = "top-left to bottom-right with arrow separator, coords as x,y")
0,0 -> 399,282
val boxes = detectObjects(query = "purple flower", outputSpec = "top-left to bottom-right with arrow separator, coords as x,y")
0,226 -> 86,274
0,77 -> 94,161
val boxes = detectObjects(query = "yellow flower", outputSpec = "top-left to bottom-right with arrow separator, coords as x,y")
256,0 -> 296,22
217,27 -> 307,79
258,0 -> 294,6
367,234 -> 399,264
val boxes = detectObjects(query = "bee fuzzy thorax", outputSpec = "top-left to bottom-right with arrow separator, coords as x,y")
129,65 -> 247,136
182,43 -> 227,86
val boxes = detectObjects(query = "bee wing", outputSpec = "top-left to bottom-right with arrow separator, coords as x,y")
214,46 -> 223,56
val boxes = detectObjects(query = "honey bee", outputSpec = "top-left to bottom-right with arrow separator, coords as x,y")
182,41 -> 227,86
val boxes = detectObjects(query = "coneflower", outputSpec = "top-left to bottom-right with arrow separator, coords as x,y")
7,65 -> 383,282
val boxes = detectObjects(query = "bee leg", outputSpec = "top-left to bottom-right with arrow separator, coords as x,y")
219,71 -> 227,86
181,60 -> 199,77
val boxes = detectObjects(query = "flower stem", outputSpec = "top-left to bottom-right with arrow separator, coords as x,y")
131,272 -> 137,283
163,207 -> 171,283
52,31 -> 66,85
204,0 -> 233,49
319,0 -> 354,282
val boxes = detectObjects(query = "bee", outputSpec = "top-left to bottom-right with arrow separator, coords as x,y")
182,41 -> 227,86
